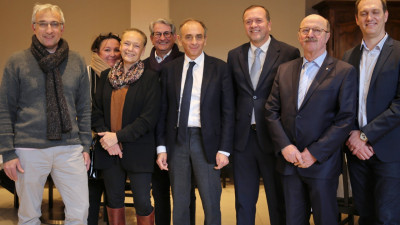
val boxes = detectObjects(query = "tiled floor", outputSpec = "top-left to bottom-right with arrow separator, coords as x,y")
0,181 -> 356,225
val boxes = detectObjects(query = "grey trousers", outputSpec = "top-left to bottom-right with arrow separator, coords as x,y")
16,145 -> 89,225
170,128 -> 222,225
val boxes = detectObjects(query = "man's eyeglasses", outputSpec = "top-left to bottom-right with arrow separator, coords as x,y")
152,31 -> 173,38
34,21 -> 63,29
299,27 -> 329,36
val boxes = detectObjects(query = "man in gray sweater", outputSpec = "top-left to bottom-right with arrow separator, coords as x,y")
0,3 -> 91,225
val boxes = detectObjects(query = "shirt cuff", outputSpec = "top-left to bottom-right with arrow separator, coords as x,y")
157,146 -> 167,154
218,150 -> 230,157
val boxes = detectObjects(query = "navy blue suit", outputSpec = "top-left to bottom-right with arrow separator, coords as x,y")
343,36 -> 400,225
157,54 -> 234,225
227,36 -> 299,225
266,55 -> 357,225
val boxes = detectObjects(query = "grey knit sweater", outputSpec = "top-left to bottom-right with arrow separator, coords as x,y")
0,49 -> 91,163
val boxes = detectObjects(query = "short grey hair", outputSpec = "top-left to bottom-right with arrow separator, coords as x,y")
31,3 -> 65,24
149,18 -> 176,35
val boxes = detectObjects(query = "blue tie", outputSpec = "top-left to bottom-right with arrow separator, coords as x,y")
250,48 -> 262,89
178,61 -> 196,143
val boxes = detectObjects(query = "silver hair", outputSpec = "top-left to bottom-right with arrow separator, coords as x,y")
149,18 -> 176,35
31,3 -> 65,24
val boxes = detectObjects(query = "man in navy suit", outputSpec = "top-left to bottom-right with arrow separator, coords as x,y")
227,5 -> 299,225
343,0 -> 400,224
265,14 -> 357,225
156,19 -> 234,225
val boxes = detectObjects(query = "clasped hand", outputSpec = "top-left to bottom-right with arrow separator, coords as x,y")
98,132 -> 122,158
346,130 -> 374,160
282,145 -> 316,168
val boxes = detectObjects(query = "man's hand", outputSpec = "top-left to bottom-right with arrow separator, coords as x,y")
3,158 -> 24,181
296,148 -> 317,168
346,130 -> 367,154
157,153 -> 168,171
82,152 -> 90,171
214,153 -> 229,170
282,144 -> 303,164
354,144 -> 374,160
98,132 -> 118,149
105,144 -> 123,158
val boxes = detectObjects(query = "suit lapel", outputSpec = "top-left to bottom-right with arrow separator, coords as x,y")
292,58 -> 303,111
257,37 -> 279,90
238,43 -> 254,90
174,57 -> 185,106
369,37 -> 393,88
349,45 -> 362,82
299,55 -> 335,110
201,54 -> 213,104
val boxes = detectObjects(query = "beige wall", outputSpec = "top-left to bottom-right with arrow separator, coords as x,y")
131,0 -> 170,58
169,0 -> 304,61
0,0 -> 305,81
0,0 -> 130,81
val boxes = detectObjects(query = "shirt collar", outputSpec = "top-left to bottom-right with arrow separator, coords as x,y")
302,51 -> 327,68
155,49 -> 173,61
250,35 -> 271,54
360,33 -> 388,51
184,52 -> 204,66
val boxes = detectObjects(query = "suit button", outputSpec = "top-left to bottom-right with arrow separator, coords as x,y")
296,115 -> 302,119
248,113 -> 251,117
253,96 -> 257,100
174,126 -> 177,129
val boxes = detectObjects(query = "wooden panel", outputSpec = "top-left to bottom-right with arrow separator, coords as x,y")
313,0 -> 400,59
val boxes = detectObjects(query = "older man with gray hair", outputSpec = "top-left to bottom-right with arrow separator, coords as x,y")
144,18 -> 197,225
143,18 -> 184,73
0,3 -> 91,225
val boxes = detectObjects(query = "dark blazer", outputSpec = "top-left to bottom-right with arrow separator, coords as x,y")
92,67 -> 161,172
343,36 -> 400,162
265,55 -> 357,178
227,36 -> 300,153
156,54 -> 235,164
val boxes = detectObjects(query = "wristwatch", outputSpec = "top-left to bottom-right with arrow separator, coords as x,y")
360,132 -> 368,142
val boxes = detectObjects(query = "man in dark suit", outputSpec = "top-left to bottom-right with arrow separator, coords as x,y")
227,5 -> 299,225
343,0 -> 400,224
156,19 -> 234,225
265,14 -> 357,225
142,18 -> 196,225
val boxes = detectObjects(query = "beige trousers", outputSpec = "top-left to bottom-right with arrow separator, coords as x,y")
16,145 -> 89,225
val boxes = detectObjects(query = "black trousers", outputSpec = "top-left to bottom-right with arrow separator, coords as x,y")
233,129 -> 285,225
282,174 -> 339,225
347,154 -> 400,225
102,162 -> 153,216
87,178 -> 105,225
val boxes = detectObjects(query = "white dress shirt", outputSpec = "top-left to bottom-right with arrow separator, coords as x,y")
358,33 -> 388,127
178,53 -> 204,128
157,52 -> 229,156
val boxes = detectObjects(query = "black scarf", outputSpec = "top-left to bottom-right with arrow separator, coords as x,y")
30,35 -> 72,140
148,44 -> 182,72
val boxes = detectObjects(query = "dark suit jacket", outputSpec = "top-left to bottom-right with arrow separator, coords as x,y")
92,68 -> 161,172
265,55 -> 357,178
343,36 -> 400,162
156,54 -> 235,164
227,36 -> 300,153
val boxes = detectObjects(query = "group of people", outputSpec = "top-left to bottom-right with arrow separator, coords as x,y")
0,1 -> 399,225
